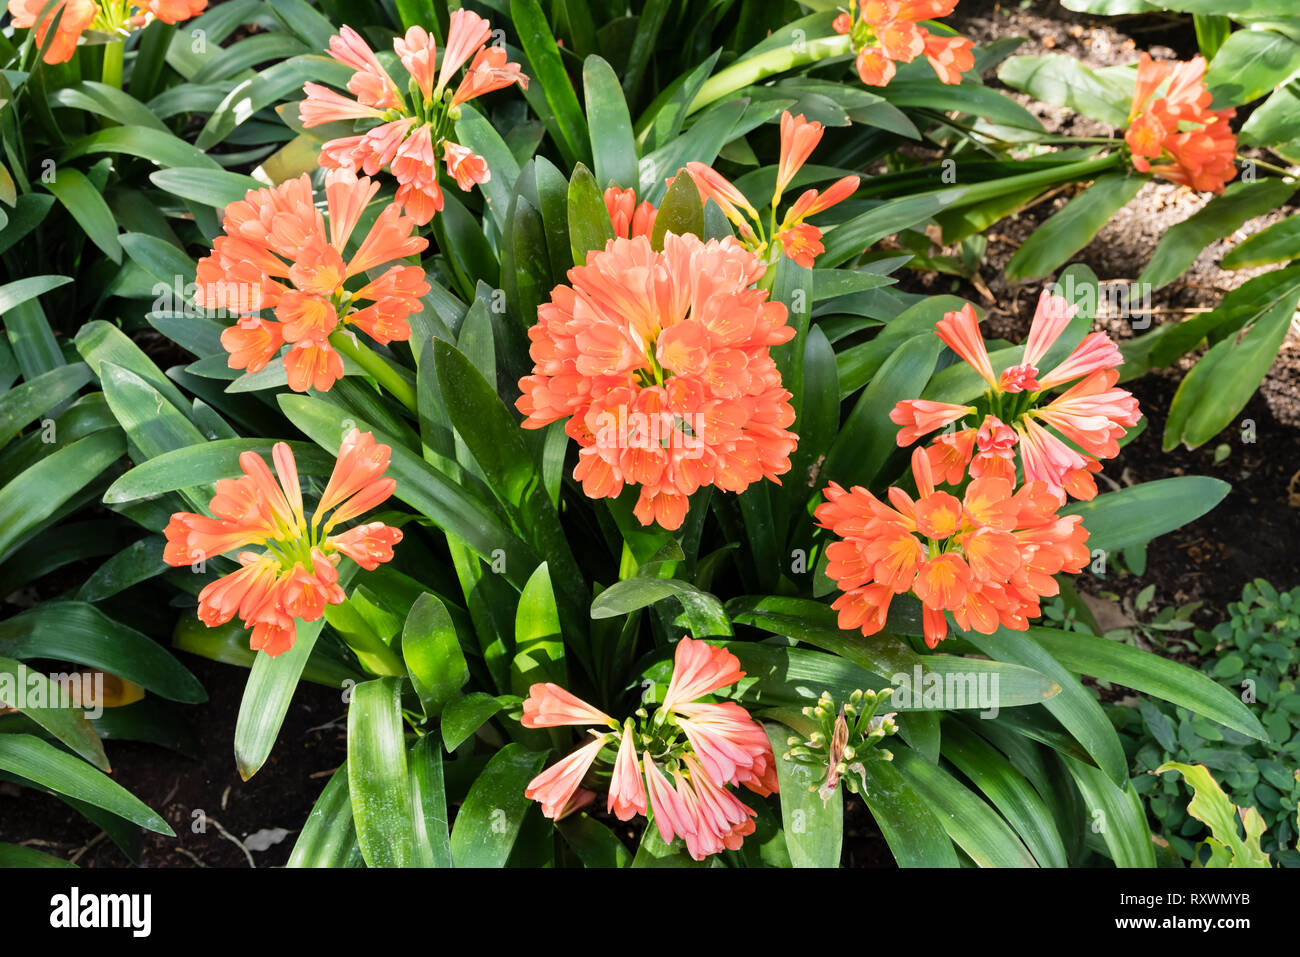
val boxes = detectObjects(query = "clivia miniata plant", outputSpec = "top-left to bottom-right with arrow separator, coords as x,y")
0,0 -> 1295,874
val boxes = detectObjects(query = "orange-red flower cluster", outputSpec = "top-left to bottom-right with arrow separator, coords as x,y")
194,171 -> 428,393
8,0 -> 206,63
686,110 -> 859,269
816,448 -> 1090,647
889,291 -> 1141,501
1125,52 -> 1236,194
523,637 -> 777,860
833,0 -> 974,87
516,232 -> 798,530
300,12 -> 527,224
163,430 -> 402,657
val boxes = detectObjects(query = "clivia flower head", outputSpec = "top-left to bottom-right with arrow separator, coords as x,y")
889,292 -> 1141,501
815,447 -> 1090,648
1124,52 -> 1236,194
300,12 -> 528,224
516,232 -> 798,530
194,170 -> 429,393
686,110 -> 859,269
522,637 -> 778,860
163,430 -> 403,657
7,0 -> 206,63
833,0 -> 974,87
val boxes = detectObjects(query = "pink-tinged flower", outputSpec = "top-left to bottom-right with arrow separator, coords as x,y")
607,725 -> 647,821
816,448 -> 1089,647
9,0 -> 97,64
521,682 -> 617,729
163,432 -> 402,656
890,399 -> 974,445
437,8 -> 493,95
891,291 -> 1139,499
644,754 -> 697,844
524,733 -> 609,820
451,44 -> 529,107
443,141 -> 491,191
836,0 -> 972,87
661,636 -> 747,712
604,186 -> 657,240
516,233 -> 797,530
520,635 -> 777,858
936,303 -> 997,386
301,16 -> 525,224
330,25 -> 402,108
393,25 -> 437,100
195,172 -> 429,392
685,161 -> 760,237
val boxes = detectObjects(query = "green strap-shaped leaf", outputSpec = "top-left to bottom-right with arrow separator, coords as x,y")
0,656 -> 108,770
1005,173 -> 1145,281
1026,626 -> 1267,741
962,628 -> 1127,786
43,167 -> 121,263
288,763 -> 365,868
1064,476 -> 1229,552
511,0 -> 590,168
347,677 -> 418,868
409,734 -> 452,868
893,746 -> 1038,867
1065,755 -> 1156,867
0,362 -> 91,450
1139,178 -> 1298,288
0,734 -> 172,835
512,562 -> 566,696
449,743 -> 547,867
0,430 -> 125,559
857,758 -> 960,867
583,55 -> 638,191
404,593 -> 469,718
941,720 -> 1069,867
766,723 -> 842,867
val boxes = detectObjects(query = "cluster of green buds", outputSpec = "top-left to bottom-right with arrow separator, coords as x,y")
783,689 -> 898,800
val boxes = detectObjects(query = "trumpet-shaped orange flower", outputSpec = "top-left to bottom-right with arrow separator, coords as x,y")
1125,53 -> 1236,194
686,110 -> 859,269
163,430 -> 402,657
146,0 -> 206,24
522,637 -> 776,860
517,233 -> 798,530
301,13 -> 527,224
833,0 -> 973,88
9,0 -> 97,63
889,291 -> 1140,500
816,449 -> 1090,647
194,171 -> 428,393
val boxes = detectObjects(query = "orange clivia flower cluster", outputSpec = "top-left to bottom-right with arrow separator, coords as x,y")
817,448 -> 1090,647
300,11 -> 527,224
890,291 -> 1141,501
523,637 -> 777,860
8,0 -> 206,63
194,170 -> 428,393
833,0 -> 974,87
516,232 -> 798,529
687,110 -> 859,268
163,431 -> 402,657
1125,52 -> 1237,194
